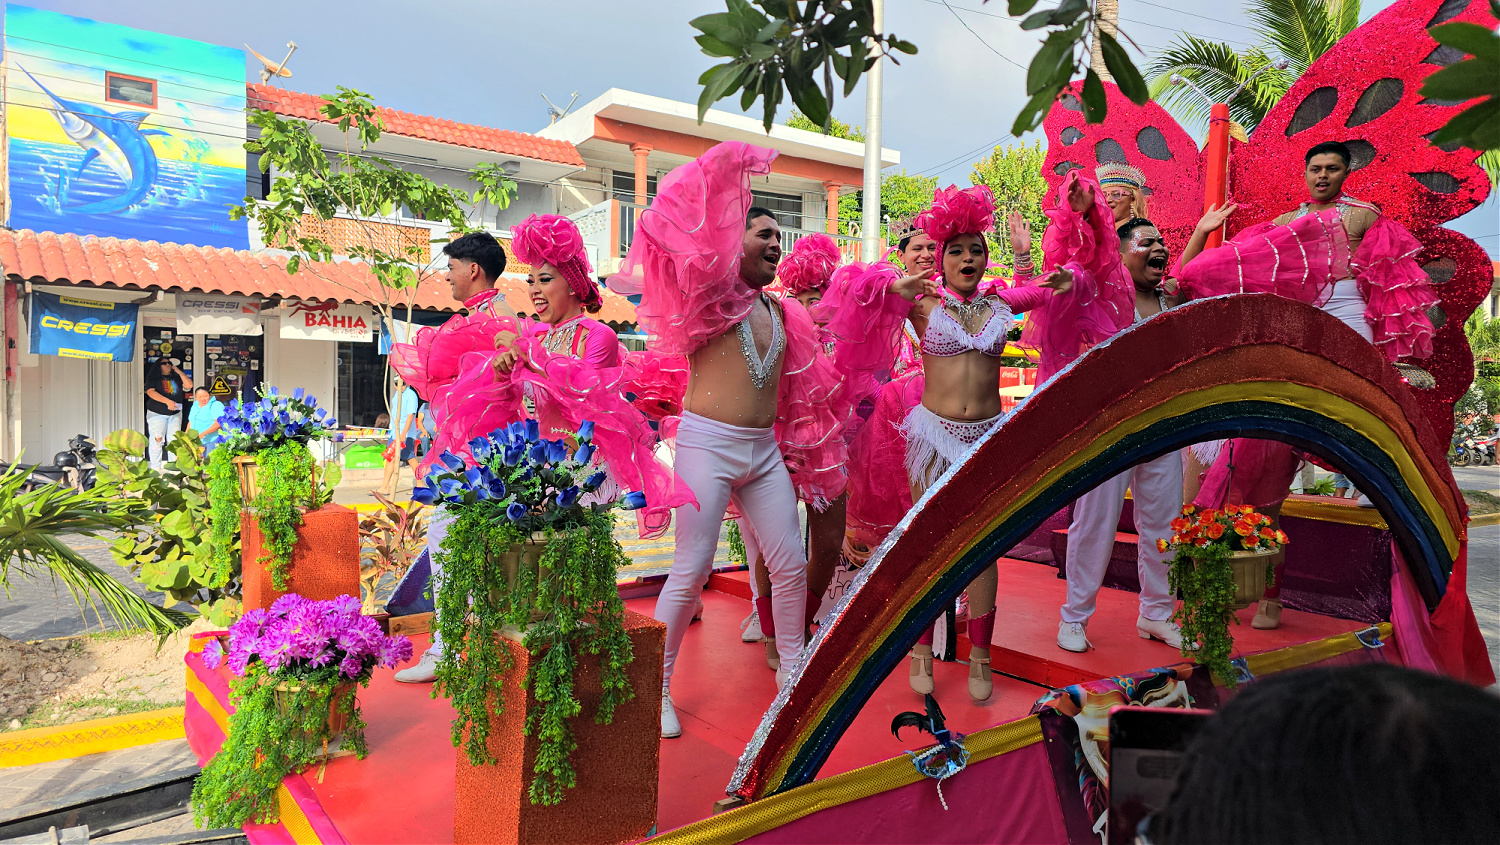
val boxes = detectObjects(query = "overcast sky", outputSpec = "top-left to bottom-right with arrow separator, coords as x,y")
6,0 -> 1496,253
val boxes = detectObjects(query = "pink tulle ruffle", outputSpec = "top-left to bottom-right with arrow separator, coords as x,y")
777,232 -> 842,296
623,349 -> 690,422
845,371 -> 923,547
606,141 -> 777,355
776,297 -> 851,508
1175,208 -> 1350,307
915,184 -> 995,248
817,260 -> 909,391
1354,216 -> 1437,362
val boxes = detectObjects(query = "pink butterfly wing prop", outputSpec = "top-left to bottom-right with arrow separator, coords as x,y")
1228,0 -> 1496,438
1042,81 -> 1205,254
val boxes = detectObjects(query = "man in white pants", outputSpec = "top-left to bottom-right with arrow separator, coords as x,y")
1059,218 -> 1190,652
394,231 -> 509,683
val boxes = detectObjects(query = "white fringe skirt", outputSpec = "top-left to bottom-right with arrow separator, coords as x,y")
899,404 -> 1005,493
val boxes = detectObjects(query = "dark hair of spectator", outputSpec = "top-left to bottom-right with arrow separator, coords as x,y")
1151,663 -> 1500,845
1305,140 -> 1352,167
442,231 -> 507,281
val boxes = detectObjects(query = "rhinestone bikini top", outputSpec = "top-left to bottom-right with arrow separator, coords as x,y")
920,294 -> 1014,358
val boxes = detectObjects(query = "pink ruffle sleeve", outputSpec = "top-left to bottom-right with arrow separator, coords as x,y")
606,141 -> 778,355
577,317 -> 623,368
1354,215 -> 1437,362
1014,171 -> 1134,383
622,349 -> 689,423
1174,209 -> 1350,306
817,261 -> 910,416
775,297 -> 851,509
845,371 -> 923,547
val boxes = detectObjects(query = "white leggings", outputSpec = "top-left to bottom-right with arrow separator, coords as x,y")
425,505 -> 451,656
1318,279 -> 1375,342
656,413 -> 807,688
1062,449 -> 1182,624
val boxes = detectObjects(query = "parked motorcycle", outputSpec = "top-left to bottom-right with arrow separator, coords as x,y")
18,434 -> 98,493
1474,435 -> 1496,467
1450,434 -> 1473,467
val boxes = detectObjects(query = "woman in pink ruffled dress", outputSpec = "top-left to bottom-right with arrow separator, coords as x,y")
820,184 -> 1075,702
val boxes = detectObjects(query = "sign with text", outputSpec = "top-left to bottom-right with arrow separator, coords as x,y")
278,300 -> 374,342
29,292 -> 138,361
177,293 -> 263,336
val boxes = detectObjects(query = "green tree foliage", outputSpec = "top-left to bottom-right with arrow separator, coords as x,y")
786,108 -> 865,141
1464,310 -> 1500,416
1424,1 -> 1500,159
0,461 -> 186,635
1147,0 -> 1362,131
100,429 -> 240,625
969,141 -> 1050,265
837,171 -> 938,238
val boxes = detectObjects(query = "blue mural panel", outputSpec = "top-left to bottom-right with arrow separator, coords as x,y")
3,4 -> 248,248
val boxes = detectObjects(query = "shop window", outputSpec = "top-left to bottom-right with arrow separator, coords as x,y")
338,341 -> 390,429
751,190 -> 803,230
246,153 -> 272,201
105,72 -> 157,109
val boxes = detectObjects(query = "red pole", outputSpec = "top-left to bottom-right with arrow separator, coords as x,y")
1204,102 -> 1231,249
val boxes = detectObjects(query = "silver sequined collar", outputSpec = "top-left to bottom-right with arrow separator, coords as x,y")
736,295 -> 785,391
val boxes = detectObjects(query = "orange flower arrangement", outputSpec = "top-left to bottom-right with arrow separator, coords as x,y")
1159,504 -> 1286,556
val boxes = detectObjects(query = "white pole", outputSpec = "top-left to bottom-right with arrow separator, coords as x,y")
860,0 -> 884,263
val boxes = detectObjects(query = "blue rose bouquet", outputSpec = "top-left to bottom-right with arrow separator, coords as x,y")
204,386 -> 342,591
425,418 -> 637,806
411,419 -> 644,532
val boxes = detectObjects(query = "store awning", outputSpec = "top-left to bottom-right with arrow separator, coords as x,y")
0,229 -> 638,326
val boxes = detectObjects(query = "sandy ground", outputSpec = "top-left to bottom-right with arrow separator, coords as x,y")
0,617 -> 218,731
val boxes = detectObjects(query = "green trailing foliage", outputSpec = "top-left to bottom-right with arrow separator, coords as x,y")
434,510 -> 634,806
98,429 -> 241,625
205,448 -> 242,589
0,460 -> 186,636
251,441 -> 316,591
192,664 -> 367,827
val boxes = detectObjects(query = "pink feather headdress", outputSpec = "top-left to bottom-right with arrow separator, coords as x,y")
913,184 -> 997,248
510,214 -> 601,307
776,232 -> 842,296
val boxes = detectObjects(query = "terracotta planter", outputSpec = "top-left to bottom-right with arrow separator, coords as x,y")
1226,548 -> 1275,610
453,609 -> 665,845
272,679 -> 357,744
242,504 -> 362,611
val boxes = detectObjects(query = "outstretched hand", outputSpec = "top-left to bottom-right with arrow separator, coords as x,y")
1007,211 -> 1032,261
1195,202 -> 1238,234
891,268 -> 938,302
1067,176 -> 1095,215
1037,265 -> 1074,295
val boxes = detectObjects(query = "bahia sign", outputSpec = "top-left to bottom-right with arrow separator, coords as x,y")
278,300 -> 374,342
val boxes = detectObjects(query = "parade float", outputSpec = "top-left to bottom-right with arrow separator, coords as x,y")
183,1 -> 1496,842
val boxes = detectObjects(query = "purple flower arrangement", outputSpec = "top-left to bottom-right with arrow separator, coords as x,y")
412,419 -> 645,532
205,386 -> 342,452
204,594 -> 412,682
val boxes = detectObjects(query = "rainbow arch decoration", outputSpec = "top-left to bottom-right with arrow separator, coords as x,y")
727,294 -> 1479,802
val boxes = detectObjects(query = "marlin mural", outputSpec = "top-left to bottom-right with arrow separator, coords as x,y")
19,66 -> 169,215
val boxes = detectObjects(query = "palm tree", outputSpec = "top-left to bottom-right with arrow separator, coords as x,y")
1146,0 -> 1362,131
0,462 -> 187,636
1091,0 -> 1120,82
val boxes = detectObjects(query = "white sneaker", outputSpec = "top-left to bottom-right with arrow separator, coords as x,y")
1355,493 -> 1376,508
740,611 -> 763,642
660,690 -> 682,739
1057,621 -> 1092,653
394,648 -> 440,683
1136,616 -> 1184,649
775,665 -> 790,690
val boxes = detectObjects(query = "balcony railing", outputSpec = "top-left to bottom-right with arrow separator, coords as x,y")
611,201 -> 862,265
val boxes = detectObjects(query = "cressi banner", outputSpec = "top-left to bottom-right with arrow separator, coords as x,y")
29,291 -> 138,361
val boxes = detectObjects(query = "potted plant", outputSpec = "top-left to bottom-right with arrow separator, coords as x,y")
1159,504 -> 1288,687
205,387 -> 341,591
357,492 -> 427,615
192,594 -> 411,827
416,419 -> 641,806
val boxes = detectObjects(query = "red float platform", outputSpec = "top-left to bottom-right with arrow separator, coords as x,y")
184,556 -> 1376,844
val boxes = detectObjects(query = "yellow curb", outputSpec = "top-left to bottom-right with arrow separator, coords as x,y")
1471,512 -> 1500,527
0,707 -> 185,768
